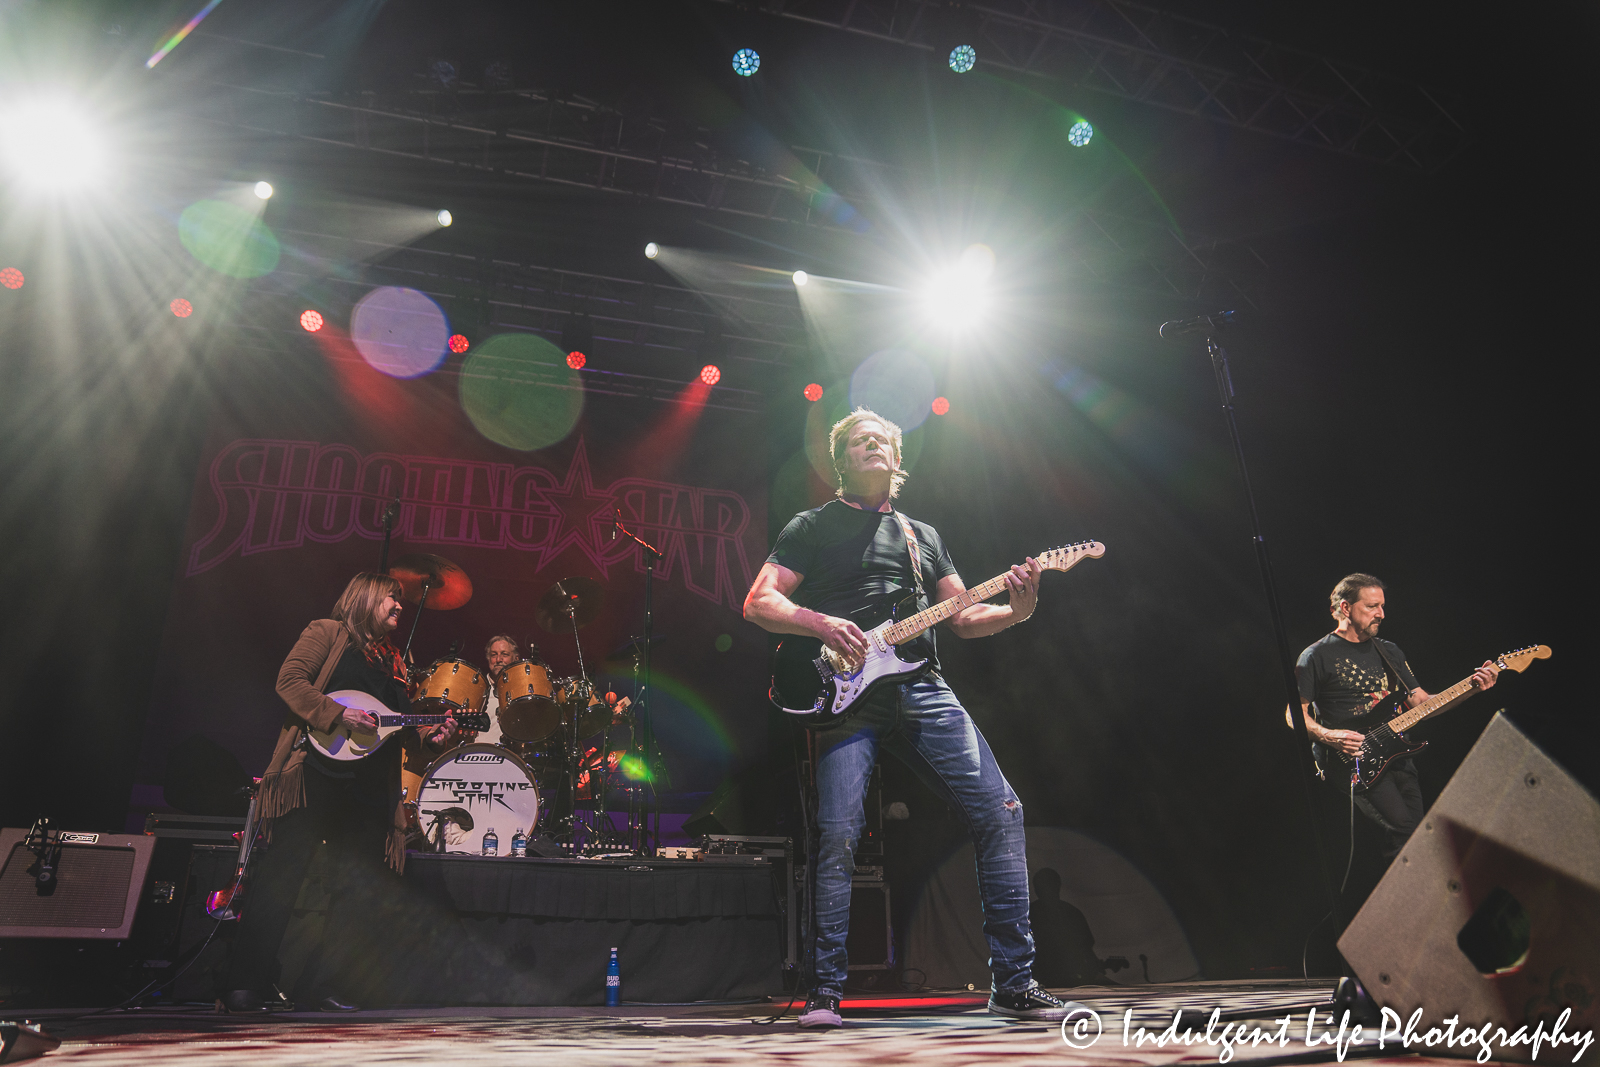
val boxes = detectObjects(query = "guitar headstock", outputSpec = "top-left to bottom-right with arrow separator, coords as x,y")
1495,645 -> 1552,674
1037,540 -> 1106,573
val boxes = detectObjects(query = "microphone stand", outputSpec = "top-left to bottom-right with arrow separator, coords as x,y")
612,509 -> 661,854
377,497 -> 401,574
1198,328 -> 1339,915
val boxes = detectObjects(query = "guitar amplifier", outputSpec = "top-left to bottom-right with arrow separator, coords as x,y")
0,828 -> 156,940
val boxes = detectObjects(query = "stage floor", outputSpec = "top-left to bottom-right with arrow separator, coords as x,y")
19,979 -> 1522,1066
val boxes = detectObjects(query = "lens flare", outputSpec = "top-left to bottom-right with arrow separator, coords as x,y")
179,200 -> 280,278
459,333 -> 585,451
851,349 -> 935,430
0,100 -> 107,192
350,286 -> 450,378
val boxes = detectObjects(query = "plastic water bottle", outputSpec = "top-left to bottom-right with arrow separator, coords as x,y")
511,828 -> 527,858
605,946 -> 620,1006
482,827 -> 499,857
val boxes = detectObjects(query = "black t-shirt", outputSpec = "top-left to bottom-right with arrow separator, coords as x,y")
767,500 -> 959,666
1295,633 -> 1420,730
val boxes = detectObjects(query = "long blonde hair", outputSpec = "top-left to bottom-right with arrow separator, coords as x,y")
828,408 -> 908,499
330,573 -> 403,649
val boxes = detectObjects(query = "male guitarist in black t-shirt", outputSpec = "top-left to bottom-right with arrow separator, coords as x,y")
1294,573 -> 1498,858
745,408 -> 1076,1028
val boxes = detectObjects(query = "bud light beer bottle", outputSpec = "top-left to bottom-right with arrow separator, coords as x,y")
606,947 -> 620,1006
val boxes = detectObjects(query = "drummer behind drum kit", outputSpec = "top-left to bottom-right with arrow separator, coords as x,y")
388,556 -> 643,855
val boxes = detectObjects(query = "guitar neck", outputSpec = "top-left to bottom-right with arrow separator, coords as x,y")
1388,675 -> 1478,733
885,571 -> 1013,645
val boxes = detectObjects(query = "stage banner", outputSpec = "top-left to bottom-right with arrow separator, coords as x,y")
137,341 -> 769,808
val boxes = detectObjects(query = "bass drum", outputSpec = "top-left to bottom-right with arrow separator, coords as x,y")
415,743 -> 541,849
415,657 -> 488,714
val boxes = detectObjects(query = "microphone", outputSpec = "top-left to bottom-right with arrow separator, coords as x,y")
1159,310 -> 1235,338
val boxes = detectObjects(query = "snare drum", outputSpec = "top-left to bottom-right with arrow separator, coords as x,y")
496,659 -> 561,742
416,743 -> 542,847
415,657 -> 488,714
555,677 -> 612,738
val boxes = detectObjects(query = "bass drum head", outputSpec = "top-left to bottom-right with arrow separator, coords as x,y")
416,743 -> 541,847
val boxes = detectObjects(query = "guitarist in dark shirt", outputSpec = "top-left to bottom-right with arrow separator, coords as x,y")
744,408 -> 1073,1027
1294,573 -> 1498,858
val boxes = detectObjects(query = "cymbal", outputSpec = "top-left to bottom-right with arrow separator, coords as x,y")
388,553 -> 473,610
536,576 -> 605,632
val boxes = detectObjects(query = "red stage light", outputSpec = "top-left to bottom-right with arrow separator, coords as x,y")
931,396 -> 950,415
300,309 -> 324,333
449,333 -> 470,353
803,383 -> 823,402
170,298 -> 193,318
0,267 -> 22,290
700,364 -> 721,386
567,350 -> 586,370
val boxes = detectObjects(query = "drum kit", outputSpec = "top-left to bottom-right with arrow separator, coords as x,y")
387,553 -> 648,855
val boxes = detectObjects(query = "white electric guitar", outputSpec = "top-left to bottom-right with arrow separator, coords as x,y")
306,690 -> 490,761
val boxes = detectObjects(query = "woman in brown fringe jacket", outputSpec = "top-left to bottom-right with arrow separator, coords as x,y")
222,573 -> 456,1014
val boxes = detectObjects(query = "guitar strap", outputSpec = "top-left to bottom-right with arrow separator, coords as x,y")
894,512 -> 926,608
1369,639 -> 1411,708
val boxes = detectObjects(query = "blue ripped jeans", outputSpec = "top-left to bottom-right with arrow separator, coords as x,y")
810,674 -> 1034,997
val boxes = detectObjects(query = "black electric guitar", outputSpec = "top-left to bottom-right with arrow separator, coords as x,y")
306,690 -> 491,761
1315,644 -> 1551,792
770,541 -> 1105,729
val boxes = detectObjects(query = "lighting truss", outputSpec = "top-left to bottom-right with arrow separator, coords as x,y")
722,0 -> 1469,172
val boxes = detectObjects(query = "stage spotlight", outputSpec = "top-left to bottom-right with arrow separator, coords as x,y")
731,48 -> 761,76
1067,119 -> 1094,146
170,298 -> 193,318
803,383 -> 823,402
644,242 -> 659,259
932,396 -> 950,415
923,266 -> 989,331
449,333 -> 470,353
567,350 -> 586,370
300,309 -> 324,332
0,99 -> 107,192
437,209 -> 453,227
254,180 -> 274,199
793,270 -> 808,287
959,242 -> 995,283
0,267 -> 22,289
948,45 -> 976,73
700,364 -> 721,386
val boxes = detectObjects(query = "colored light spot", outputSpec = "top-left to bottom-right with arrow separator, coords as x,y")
714,634 -> 733,653
567,350 -> 586,370
793,270 -> 808,287
449,333 -> 470,354
1067,119 -> 1094,147
0,267 -> 22,289
179,199 -> 280,278
459,332 -> 585,451
803,383 -> 823,402
170,298 -> 192,318
350,286 -> 450,378
700,364 -> 721,386
644,242 -> 659,259
732,48 -> 761,77
300,309 -> 324,332
949,45 -> 977,73
852,349 -> 936,430
932,396 -> 950,416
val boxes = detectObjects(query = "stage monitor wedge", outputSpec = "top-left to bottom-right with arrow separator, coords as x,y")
0,828 -> 156,939
1338,713 -> 1600,1063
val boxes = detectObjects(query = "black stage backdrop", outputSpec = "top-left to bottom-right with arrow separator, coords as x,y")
134,341 -> 769,807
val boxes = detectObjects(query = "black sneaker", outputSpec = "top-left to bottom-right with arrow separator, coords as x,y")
988,983 -> 1081,1020
798,991 -> 843,1029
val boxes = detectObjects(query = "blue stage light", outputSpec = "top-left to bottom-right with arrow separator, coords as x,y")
1067,119 -> 1094,147
948,45 -> 976,73
732,48 -> 761,77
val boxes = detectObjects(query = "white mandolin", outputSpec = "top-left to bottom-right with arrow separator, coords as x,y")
305,689 -> 490,761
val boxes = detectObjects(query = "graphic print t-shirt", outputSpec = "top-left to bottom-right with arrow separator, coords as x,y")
1295,633 -> 1419,730
767,500 -> 959,667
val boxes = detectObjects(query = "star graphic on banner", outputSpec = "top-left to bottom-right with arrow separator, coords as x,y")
537,438 -> 616,573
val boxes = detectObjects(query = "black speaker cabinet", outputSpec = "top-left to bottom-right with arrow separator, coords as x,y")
0,829 -> 156,940
1338,713 -> 1599,1061
847,879 -> 893,971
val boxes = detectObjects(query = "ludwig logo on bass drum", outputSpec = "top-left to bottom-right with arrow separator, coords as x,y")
457,753 -> 505,764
